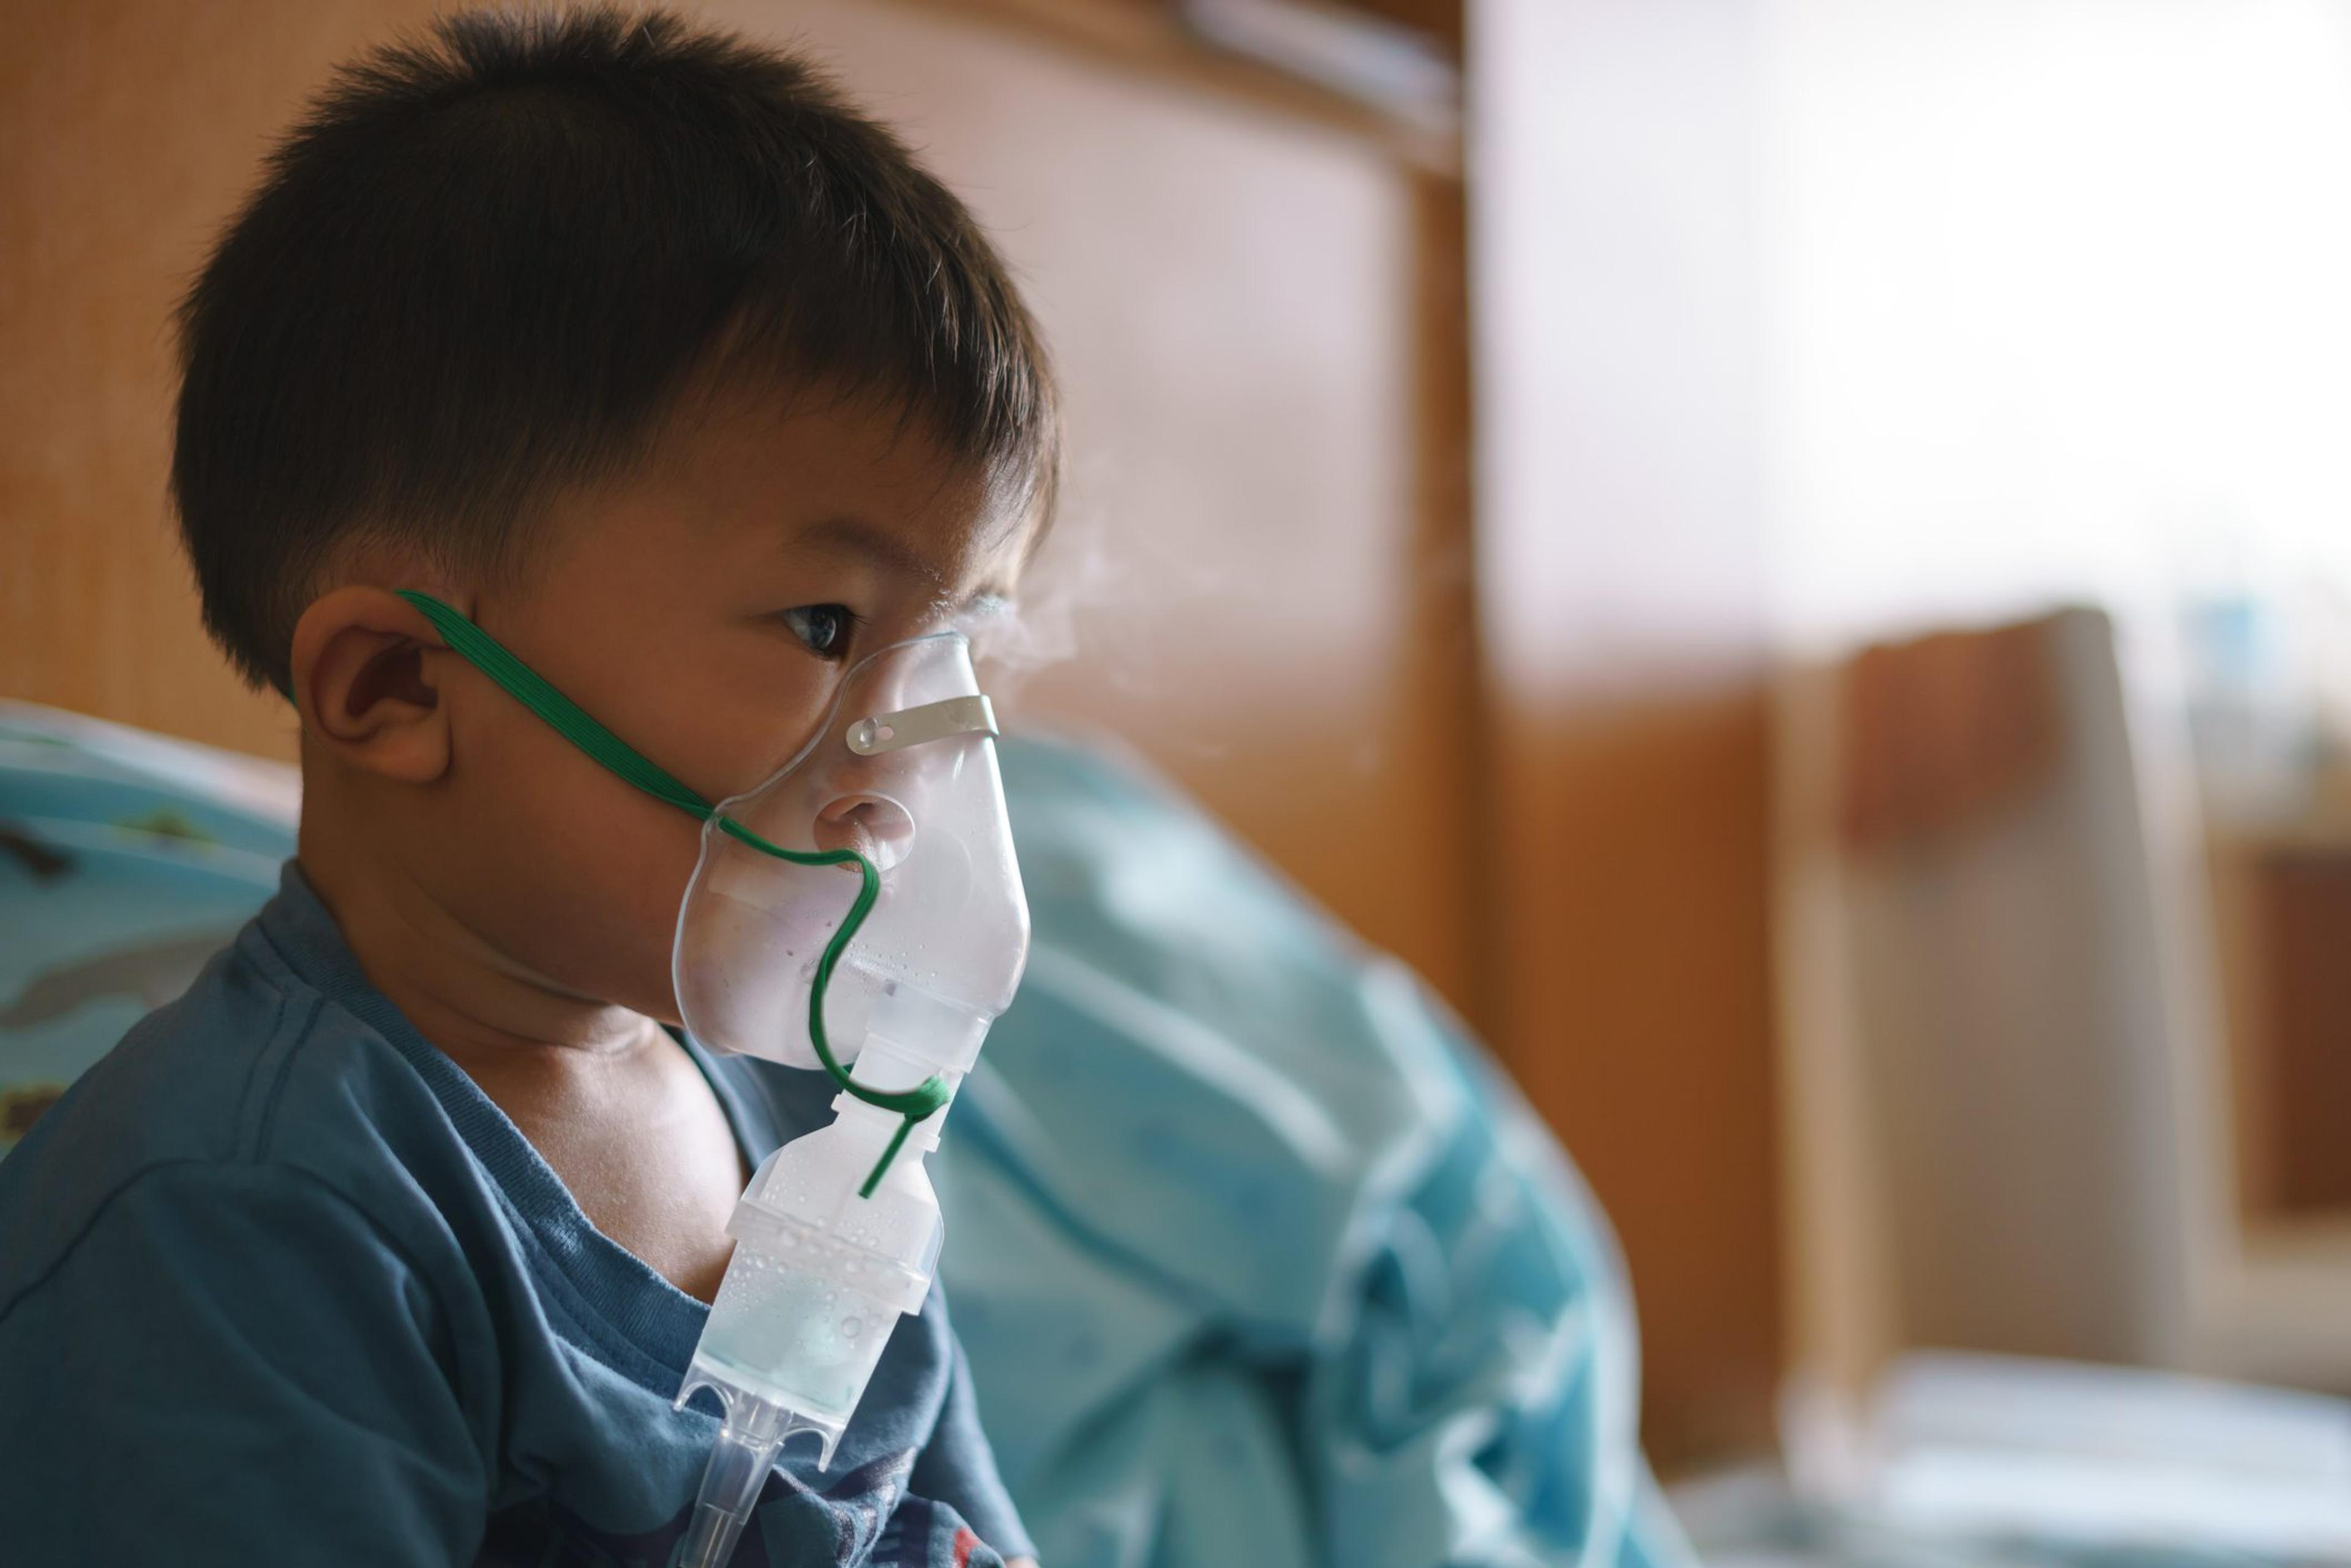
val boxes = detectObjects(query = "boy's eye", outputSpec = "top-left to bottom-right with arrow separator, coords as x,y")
779,604 -> 859,660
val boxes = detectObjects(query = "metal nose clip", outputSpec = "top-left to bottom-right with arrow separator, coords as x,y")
847,694 -> 999,757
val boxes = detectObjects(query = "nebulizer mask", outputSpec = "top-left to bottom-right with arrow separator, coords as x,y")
396,593 -> 1029,1568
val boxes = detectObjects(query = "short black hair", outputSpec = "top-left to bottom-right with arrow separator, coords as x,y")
173,6 -> 1059,692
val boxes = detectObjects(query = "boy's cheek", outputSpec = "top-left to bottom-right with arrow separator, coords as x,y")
424,629 -> 833,1013
523,806 -> 705,1016
585,659 -> 828,810
432,703 -> 707,1014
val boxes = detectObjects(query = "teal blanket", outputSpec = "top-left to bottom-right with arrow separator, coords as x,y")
0,703 -> 1687,1568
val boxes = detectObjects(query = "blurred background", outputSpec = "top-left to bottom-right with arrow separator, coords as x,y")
9,0 -> 2351,1550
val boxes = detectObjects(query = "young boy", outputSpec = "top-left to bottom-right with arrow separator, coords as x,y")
0,9 -> 1054,1565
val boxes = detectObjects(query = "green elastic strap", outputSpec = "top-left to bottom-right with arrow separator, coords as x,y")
396,590 -> 950,1198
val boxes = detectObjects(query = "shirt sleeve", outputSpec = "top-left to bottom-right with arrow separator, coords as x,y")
909,1327 -> 1037,1562
0,1160 -> 487,1566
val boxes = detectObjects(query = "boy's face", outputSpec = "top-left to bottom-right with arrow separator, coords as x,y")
403,385 -> 1033,1025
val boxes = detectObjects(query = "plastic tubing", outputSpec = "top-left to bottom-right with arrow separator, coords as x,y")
677,1390 -> 792,1568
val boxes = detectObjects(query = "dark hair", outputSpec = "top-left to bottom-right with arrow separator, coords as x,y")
173,6 -> 1059,692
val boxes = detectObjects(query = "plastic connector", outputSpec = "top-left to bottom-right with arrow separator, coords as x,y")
673,1384 -> 836,1568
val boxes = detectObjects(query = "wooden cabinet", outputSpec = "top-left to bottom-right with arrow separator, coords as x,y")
2210,820 -> 2351,1223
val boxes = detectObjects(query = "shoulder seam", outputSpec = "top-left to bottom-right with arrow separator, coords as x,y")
246,985 -> 325,1160
216,918 -> 345,1165
0,1157 -> 493,1498
0,1154 -> 441,1331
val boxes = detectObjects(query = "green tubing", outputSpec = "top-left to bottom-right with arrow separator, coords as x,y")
709,816 -> 953,1117
395,591 -> 948,1194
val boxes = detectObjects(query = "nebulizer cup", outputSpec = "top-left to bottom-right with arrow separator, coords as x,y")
669,631 -> 1028,1568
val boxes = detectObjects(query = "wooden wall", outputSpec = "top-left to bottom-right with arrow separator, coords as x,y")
0,1 -> 381,762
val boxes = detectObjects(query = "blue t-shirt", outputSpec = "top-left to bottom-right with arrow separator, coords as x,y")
0,865 -> 1032,1567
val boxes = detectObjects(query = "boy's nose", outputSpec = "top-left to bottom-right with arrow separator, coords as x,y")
814,792 -> 916,870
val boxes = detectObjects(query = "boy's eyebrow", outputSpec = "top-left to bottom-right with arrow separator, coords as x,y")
795,516 -> 1007,613
797,516 -> 950,592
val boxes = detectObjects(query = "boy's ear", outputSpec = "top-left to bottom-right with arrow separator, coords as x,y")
290,587 -> 454,784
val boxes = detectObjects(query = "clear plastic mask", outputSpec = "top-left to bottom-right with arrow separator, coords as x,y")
672,631 -> 1029,1089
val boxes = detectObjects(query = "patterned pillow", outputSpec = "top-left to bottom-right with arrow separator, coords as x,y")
0,703 -> 295,1155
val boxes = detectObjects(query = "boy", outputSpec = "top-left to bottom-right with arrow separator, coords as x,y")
0,9 -> 1054,1565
